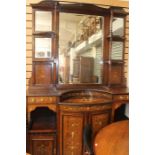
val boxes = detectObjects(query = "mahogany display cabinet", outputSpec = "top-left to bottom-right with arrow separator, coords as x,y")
26,1 -> 129,155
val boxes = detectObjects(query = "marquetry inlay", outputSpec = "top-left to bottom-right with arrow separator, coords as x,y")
63,115 -> 83,155
91,113 -> 110,136
60,104 -> 111,112
113,95 -> 129,101
28,97 -> 57,104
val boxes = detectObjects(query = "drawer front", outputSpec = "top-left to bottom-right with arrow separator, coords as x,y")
28,97 -> 57,104
113,95 -> 129,101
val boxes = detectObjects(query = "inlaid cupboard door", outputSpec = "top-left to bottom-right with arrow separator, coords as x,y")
30,134 -> 56,155
59,113 -> 84,155
32,140 -> 54,155
89,110 -> 111,137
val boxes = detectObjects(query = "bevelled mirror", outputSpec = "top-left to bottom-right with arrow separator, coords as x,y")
35,38 -> 51,58
112,17 -> 124,37
35,11 -> 52,31
58,12 -> 104,84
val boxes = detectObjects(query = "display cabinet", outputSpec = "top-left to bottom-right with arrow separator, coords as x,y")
26,1 -> 129,155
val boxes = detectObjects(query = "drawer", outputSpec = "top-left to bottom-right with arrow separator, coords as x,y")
28,97 -> 57,104
113,95 -> 129,101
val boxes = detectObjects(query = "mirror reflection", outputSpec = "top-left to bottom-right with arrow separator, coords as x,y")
35,38 -> 51,58
35,11 -> 52,31
59,13 -> 104,84
112,17 -> 124,37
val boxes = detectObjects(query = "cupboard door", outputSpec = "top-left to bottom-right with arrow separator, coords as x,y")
90,110 -> 111,137
30,133 -> 56,155
60,113 -> 84,155
32,139 -> 54,155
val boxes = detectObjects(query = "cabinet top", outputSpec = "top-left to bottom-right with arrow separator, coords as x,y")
26,86 -> 129,97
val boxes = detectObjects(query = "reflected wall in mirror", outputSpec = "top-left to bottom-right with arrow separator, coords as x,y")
35,38 -> 51,58
35,11 -> 52,31
59,13 -> 104,84
112,17 -> 124,37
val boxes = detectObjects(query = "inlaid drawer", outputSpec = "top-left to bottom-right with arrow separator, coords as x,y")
28,97 -> 57,104
113,95 -> 129,101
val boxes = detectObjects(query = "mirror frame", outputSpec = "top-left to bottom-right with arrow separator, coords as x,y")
31,1 -> 128,89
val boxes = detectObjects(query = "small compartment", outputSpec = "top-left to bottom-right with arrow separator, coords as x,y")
29,107 -> 56,131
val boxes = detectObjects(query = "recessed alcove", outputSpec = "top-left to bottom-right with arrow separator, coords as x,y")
29,107 -> 56,131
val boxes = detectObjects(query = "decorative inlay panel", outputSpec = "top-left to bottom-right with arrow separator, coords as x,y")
63,115 -> 83,155
91,112 -> 110,136
28,97 -> 57,104
113,95 -> 129,101
28,104 -> 56,113
32,140 -> 54,155
60,104 -> 111,112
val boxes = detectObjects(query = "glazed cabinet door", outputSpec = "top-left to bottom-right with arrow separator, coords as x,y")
59,112 -> 85,155
89,110 -> 111,137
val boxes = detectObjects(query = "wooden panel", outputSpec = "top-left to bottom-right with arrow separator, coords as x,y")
62,114 -> 84,155
91,112 -> 110,136
113,95 -> 129,101
32,140 -> 54,155
60,104 -> 111,112
109,64 -> 123,85
30,133 -> 56,155
94,120 -> 129,155
34,63 -> 52,84
28,97 -> 57,104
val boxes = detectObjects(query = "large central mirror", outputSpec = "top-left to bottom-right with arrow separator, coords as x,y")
59,12 -> 104,84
